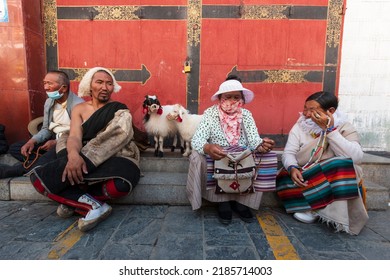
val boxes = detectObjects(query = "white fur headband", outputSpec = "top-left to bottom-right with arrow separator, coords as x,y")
78,67 -> 122,97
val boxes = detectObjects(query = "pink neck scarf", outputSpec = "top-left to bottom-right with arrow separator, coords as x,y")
217,100 -> 243,145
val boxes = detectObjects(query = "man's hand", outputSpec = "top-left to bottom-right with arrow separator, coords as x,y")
40,139 -> 57,151
20,141 -> 36,157
62,153 -> 88,185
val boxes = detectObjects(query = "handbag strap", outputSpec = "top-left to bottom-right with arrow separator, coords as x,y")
241,120 -> 250,147
241,121 -> 263,171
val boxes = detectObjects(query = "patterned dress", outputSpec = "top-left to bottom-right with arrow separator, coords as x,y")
187,105 -> 275,210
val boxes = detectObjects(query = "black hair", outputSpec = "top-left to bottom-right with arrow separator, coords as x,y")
306,91 -> 338,110
225,74 -> 242,83
47,70 -> 70,90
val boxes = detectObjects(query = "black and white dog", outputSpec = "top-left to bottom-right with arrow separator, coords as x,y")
142,95 -> 178,157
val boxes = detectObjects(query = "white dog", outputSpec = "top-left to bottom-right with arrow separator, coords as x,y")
167,104 -> 203,157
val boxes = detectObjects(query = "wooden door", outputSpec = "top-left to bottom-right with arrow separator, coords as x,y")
44,0 -> 345,146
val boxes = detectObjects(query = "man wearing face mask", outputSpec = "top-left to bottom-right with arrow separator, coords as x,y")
1,70 -> 84,179
30,67 -> 141,232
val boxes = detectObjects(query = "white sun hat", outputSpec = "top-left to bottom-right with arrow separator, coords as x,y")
211,79 -> 254,104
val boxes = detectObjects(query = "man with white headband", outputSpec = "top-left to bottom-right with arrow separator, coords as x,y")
30,67 -> 141,232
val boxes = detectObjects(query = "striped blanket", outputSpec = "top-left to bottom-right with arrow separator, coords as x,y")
206,146 -> 277,192
276,157 -> 359,213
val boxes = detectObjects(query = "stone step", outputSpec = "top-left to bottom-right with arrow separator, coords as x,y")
139,151 -> 189,173
365,180 -> 389,211
1,150 -> 389,210
2,171 -> 192,204
1,172 -> 388,211
361,153 -> 390,191
121,171 -> 189,205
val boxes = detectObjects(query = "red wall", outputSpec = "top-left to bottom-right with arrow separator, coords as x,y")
0,0 -> 344,147
0,0 -> 45,144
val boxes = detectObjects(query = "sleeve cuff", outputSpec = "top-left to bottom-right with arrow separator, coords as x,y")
287,165 -> 299,174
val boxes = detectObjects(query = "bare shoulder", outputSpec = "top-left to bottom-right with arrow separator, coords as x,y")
72,101 -> 94,119
74,101 -> 93,111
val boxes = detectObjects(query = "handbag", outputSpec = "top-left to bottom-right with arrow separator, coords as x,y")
214,148 -> 257,194
207,149 -> 277,193
213,120 -> 261,194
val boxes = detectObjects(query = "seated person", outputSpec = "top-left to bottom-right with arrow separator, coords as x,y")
276,91 -> 368,235
1,70 -> 84,178
30,67 -> 141,232
187,76 -> 275,225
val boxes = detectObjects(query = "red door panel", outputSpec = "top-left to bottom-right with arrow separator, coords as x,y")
44,0 -> 345,146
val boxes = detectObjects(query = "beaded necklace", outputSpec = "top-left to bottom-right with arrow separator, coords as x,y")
301,116 -> 331,170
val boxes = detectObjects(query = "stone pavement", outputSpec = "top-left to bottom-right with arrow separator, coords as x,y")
0,200 -> 389,260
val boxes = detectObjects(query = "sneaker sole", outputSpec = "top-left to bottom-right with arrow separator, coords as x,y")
78,206 -> 112,232
293,213 -> 317,224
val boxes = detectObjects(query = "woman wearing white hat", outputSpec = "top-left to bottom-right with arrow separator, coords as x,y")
186,76 -> 275,224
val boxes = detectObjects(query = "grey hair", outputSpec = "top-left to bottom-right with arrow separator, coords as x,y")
78,67 -> 121,97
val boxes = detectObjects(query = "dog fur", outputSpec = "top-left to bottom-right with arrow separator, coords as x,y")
142,95 -> 178,157
167,104 -> 203,157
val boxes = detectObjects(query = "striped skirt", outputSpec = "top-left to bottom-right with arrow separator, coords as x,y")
276,157 -> 360,213
206,151 -> 277,192
187,150 -> 277,210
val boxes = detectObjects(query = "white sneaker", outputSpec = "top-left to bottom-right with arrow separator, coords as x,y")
293,211 -> 318,224
78,203 -> 112,232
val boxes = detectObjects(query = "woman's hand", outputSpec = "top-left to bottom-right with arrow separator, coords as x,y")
311,109 -> 334,130
257,137 -> 275,153
203,144 -> 227,160
290,168 -> 308,187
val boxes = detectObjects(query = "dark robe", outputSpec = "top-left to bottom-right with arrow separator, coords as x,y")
30,102 -> 140,195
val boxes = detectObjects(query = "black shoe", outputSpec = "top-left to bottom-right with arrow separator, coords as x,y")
0,163 -> 25,179
231,201 -> 255,223
217,201 -> 232,224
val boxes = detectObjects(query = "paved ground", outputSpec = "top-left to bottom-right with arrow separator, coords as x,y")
0,200 -> 389,260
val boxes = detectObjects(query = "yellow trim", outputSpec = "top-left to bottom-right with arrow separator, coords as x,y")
47,221 -> 84,259
257,211 -> 300,260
